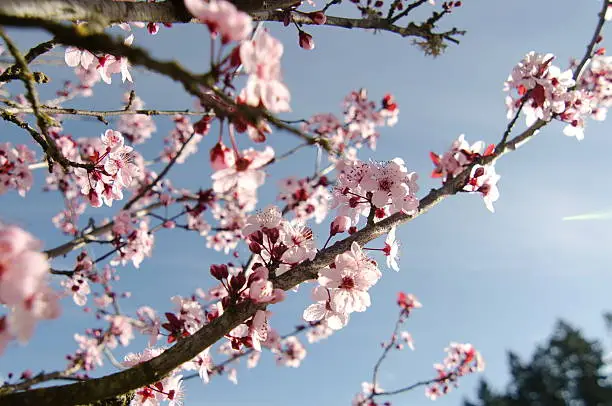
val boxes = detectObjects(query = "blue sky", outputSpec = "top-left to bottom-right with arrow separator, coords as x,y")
1,0 -> 612,405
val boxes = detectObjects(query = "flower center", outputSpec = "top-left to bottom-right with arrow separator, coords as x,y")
339,276 -> 355,290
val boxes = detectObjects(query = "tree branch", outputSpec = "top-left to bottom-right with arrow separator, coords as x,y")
5,118 -> 548,406
0,0 -> 465,47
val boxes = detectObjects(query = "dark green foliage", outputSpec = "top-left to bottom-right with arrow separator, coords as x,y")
464,318 -> 612,406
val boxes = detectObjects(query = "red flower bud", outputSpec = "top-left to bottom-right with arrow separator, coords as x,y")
299,31 -> 315,51
210,264 -> 229,280
308,11 -> 327,25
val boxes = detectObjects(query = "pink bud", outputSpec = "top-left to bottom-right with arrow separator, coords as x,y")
330,216 -> 351,236
209,142 -> 234,171
194,116 -> 212,135
299,31 -> 315,51
308,11 -> 327,25
210,264 -> 229,280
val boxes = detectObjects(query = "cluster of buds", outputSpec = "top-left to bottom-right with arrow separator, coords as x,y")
425,343 -> 485,400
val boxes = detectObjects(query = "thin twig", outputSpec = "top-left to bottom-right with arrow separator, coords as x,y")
572,0 -> 610,82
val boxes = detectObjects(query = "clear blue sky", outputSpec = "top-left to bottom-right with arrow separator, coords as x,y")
1,0 -> 612,405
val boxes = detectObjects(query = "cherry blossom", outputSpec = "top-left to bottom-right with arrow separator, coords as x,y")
64,47 -> 96,70
276,336 -> 306,367
61,272 -> 91,306
185,0 -> 252,43
303,286 -> 350,330
383,226 -> 400,271
117,93 -> 157,144
429,134 -> 494,181
317,242 -> 381,315
239,29 -> 291,113
424,342 -> 485,400
464,164 -> 501,213
0,143 -> 36,197
212,146 -> 274,195
332,158 -> 420,225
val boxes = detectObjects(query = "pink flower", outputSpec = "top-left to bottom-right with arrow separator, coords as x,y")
0,143 -> 36,197
276,336 -> 306,367
182,348 -> 212,384
239,29 -> 291,113
107,315 -> 134,347
117,93 -> 157,145
96,35 -> 134,84
74,333 -> 104,370
211,146 -> 274,194
104,145 -> 138,188
65,47 -> 96,69
136,306 -> 161,346
61,273 -> 91,306
383,226 -> 400,271
100,129 -> 125,152
318,242 -> 380,314
0,225 -> 49,307
248,266 -> 285,304
303,286 -> 349,330
243,205 -> 282,236
240,29 -> 284,81
7,286 -> 60,344
464,164 -> 501,213
185,0 -> 252,43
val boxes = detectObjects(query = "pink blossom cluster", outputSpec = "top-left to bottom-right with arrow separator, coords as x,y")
211,146 -> 274,209
275,336 -> 307,367
60,253 -> 93,306
302,90 -> 400,157
243,205 -> 317,275
0,225 -> 60,354
577,54 -> 612,120
344,89 -> 399,149
330,158 -> 419,229
352,381 -> 384,406
277,176 -> 331,224
75,129 -> 140,207
239,29 -> 291,113
117,92 -> 157,144
185,0 -> 252,43
162,115 -> 207,164
123,347 -> 184,406
430,134 -> 494,181
425,342 -> 485,400
303,242 -> 381,330
205,199 -> 244,254
108,212 -> 155,269
51,198 -> 87,235
0,142 -> 35,197
430,134 -> 500,212
64,34 -> 133,84
504,51 -> 602,140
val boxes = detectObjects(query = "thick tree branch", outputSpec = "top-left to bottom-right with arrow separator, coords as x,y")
0,0 -> 464,46
2,105 -> 211,124
1,118 -> 547,406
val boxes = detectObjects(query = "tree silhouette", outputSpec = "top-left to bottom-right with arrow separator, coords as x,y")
465,319 -> 612,406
